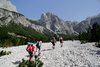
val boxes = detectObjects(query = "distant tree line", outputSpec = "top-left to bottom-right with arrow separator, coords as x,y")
78,22 -> 100,47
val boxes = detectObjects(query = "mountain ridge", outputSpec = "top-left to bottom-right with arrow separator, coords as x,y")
1,0 -> 100,35
0,6 -> 100,35
0,8 -> 46,33
38,12 -> 78,35
73,13 -> 100,32
0,0 -> 17,12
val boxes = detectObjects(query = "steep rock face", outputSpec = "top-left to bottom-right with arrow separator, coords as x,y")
73,13 -> 100,32
71,21 -> 79,27
0,8 -> 45,33
38,12 -> 77,35
0,0 -> 17,12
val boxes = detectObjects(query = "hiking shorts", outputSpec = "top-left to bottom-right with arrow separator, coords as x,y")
37,46 -> 41,51
28,51 -> 33,57
52,42 -> 55,46
60,41 -> 63,43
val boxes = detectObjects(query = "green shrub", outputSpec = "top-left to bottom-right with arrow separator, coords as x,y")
7,51 -> 12,55
0,50 -> 11,57
95,42 -> 100,48
17,55 -> 43,67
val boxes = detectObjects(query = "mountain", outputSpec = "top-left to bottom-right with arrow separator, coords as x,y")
0,0 -> 17,12
0,8 -> 46,33
0,8 -> 55,47
0,0 -> 100,37
73,13 -> 100,32
39,12 -> 100,34
38,12 -> 77,35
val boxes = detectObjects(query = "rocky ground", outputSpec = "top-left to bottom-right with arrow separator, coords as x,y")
0,41 -> 100,67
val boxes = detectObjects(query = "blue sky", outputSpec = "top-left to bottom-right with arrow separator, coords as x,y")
8,0 -> 100,22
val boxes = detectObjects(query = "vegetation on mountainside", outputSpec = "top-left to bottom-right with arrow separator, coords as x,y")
0,17 -> 71,47
0,19 -> 50,47
26,18 -> 41,25
1,11 -> 100,48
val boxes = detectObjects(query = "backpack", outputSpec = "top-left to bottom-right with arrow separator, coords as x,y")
36,41 -> 42,47
36,42 -> 39,47
27,42 -> 34,46
60,38 -> 62,41
51,39 -> 54,43
36,42 -> 41,48
51,38 -> 56,43
26,45 -> 33,52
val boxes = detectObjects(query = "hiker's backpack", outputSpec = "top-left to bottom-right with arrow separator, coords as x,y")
36,42 -> 39,47
60,38 -> 62,41
51,38 -> 53,42
51,38 -> 56,43
51,39 -> 53,42
36,42 -> 40,48
27,42 -> 34,46
36,41 -> 42,47
26,45 -> 33,52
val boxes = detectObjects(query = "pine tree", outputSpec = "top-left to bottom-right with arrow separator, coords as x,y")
90,23 -> 100,42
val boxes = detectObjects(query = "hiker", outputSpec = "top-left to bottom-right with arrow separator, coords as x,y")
26,42 -> 36,61
59,37 -> 63,47
36,41 -> 42,56
51,37 -> 56,49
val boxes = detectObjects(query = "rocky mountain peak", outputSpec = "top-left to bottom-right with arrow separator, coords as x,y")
0,0 -> 17,12
39,12 -> 77,35
40,12 -> 60,22
73,13 -> 100,33
97,13 -> 100,17
0,8 -> 45,33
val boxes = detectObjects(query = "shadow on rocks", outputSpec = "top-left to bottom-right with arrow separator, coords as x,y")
41,49 -> 52,51
12,61 -> 21,64
96,50 -> 100,55
25,55 -> 30,57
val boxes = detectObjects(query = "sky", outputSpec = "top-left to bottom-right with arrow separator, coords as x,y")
7,0 -> 100,22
